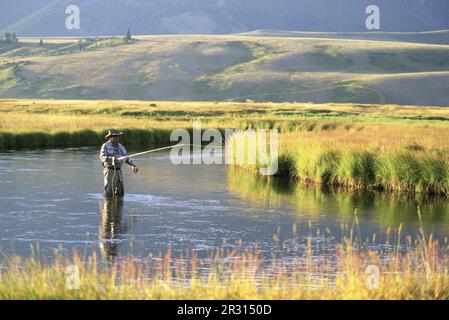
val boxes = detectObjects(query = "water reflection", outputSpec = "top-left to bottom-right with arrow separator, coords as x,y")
227,168 -> 449,229
99,198 -> 134,261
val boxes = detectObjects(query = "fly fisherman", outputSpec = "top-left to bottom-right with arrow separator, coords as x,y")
100,129 -> 139,198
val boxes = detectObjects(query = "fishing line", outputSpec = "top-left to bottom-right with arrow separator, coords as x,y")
117,143 -> 204,161
109,143 -> 204,197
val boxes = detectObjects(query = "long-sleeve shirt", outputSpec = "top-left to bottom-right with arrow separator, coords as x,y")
100,141 -> 136,169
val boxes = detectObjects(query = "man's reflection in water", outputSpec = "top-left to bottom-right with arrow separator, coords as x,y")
99,198 -> 135,261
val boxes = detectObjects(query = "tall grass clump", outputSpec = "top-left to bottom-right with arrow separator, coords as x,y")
119,128 -> 169,149
335,150 -> 375,188
15,132 -> 49,149
71,129 -> 103,147
234,137 -> 448,196
375,151 -> 448,195
289,146 -> 448,195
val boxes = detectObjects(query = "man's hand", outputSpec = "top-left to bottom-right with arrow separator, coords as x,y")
132,166 -> 139,174
109,156 -> 117,165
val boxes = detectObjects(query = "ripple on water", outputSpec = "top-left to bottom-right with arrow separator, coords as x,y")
88,193 -> 169,204
50,198 -> 71,202
8,156 -> 43,161
64,224 -> 98,230
65,212 -> 97,216
0,168 -> 51,173
86,193 -> 229,212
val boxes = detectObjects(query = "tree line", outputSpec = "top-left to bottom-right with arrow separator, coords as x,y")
1,32 -> 19,44
1,29 -> 132,47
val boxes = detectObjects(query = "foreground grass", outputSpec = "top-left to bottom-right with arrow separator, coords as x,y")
1,227 -> 448,300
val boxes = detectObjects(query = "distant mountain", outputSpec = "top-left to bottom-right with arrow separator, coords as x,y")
1,0 -> 449,37
0,0 -> 49,30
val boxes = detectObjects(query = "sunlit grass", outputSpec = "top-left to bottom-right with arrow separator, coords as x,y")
230,123 -> 449,195
1,219 -> 448,300
280,141 -> 448,195
1,99 -> 448,149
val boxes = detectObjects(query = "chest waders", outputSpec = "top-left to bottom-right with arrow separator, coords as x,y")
111,160 -> 124,198
108,146 -> 123,198
112,159 -> 117,198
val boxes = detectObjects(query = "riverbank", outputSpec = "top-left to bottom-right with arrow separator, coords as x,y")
231,126 -> 449,196
277,141 -> 449,196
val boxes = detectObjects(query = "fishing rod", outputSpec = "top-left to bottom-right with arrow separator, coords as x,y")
110,143 -> 215,197
116,143 -> 204,161
111,143 -> 191,196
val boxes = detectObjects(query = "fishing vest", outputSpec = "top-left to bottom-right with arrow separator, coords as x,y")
101,142 -> 127,169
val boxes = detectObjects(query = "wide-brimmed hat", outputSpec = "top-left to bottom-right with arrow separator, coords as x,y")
105,129 -> 123,140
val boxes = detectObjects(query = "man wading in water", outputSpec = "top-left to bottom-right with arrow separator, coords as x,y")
100,129 -> 139,198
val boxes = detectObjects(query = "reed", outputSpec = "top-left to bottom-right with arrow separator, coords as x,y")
231,132 -> 449,196
284,145 -> 449,196
1,227 -> 448,300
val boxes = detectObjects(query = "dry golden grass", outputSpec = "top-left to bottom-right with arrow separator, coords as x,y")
1,99 -> 449,134
2,99 -> 449,117
1,226 -> 448,300
280,125 -> 449,152
0,113 -> 189,133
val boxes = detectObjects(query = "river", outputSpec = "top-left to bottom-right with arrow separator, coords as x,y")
0,148 -> 448,263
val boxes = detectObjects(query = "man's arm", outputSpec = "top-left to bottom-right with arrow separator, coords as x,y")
99,143 -> 113,163
120,144 -> 136,168
125,157 -> 136,168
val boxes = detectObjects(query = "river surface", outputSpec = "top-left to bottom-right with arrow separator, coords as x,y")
0,149 -> 448,263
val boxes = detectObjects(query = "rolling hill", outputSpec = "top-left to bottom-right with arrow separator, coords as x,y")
1,33 -> 449,105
